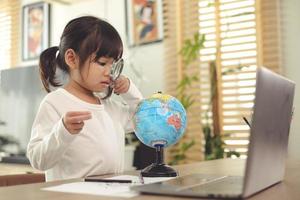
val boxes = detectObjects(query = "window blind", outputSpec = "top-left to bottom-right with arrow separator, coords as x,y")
258,0 -> 283,73
199,0 -> 282,157
164,0 -> 203,164
0,0 -> 20,70
199,0 -> 258,157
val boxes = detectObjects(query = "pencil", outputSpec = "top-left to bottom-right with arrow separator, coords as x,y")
84,178 -> 132,183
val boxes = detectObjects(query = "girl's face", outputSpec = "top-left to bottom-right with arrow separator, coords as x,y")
79,55 -> 114,93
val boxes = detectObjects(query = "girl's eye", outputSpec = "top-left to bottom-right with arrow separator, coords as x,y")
96,61 -> 106,67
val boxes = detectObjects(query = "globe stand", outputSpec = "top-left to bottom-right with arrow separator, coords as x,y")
141,145 -> 178,177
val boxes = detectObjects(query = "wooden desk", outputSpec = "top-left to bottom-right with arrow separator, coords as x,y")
0,163 -> 40,176
0,159 -> 299,200
0,163 -> 44,186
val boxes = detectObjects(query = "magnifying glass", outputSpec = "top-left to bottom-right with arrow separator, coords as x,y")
110,58 -> 124,81
102,58 -> 124,99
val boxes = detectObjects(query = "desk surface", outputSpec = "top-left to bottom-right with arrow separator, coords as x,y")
0,158 -> 299,200
0,163 -> 40,176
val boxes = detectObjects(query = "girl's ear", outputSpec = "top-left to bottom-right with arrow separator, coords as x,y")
65,49 -> 79,69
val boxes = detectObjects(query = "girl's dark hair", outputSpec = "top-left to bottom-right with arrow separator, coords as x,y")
39,16 -> 123,92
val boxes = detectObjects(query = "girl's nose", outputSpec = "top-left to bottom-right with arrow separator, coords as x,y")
104,64 -> 112,76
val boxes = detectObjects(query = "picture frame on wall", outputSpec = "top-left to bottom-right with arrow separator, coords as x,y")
125,0 -> 164,47
22,2 -> 50,61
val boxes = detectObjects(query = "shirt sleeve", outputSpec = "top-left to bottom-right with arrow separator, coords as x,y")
27,100 -> 76,171
119,80 -> 144,133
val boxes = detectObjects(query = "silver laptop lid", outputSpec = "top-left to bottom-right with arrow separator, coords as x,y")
243,67 -> 295,197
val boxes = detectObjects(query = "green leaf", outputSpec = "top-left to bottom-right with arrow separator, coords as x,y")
179,33 -> 206,65
181,140 -> 195,152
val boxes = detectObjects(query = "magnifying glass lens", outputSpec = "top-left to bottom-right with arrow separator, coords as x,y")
111,58 -> 124,81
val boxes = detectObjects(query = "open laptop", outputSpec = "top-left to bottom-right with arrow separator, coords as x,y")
131,67 -> 295,199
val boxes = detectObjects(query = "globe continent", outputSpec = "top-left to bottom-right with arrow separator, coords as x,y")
134,93 -> 187,148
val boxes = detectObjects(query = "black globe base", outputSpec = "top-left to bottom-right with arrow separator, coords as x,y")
141,144 -> 178,177
141,163 -> 177,177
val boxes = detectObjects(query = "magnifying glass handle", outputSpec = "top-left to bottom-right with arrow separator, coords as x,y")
102,86 -> 114,99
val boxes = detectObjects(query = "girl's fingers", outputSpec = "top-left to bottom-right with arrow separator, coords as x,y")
63,111 -> 92,134
114,78 -> 129,93
114,85 -> 127,93
71,122 -> 84,130
67,111 -> 91,117
114,76 -> 128,87
68,114 -> 92,123
114,80 -> 123,90
114,83 -> 125,91
66,121 -> 84,134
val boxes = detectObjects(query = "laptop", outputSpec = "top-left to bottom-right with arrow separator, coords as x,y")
131,67 -> 295,199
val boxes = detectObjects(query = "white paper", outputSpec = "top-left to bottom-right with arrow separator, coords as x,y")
42,175 -> 174,198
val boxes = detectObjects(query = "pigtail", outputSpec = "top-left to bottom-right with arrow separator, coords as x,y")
39,46 -> 62,93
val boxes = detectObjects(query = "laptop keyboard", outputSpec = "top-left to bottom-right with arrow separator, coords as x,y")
188,176 -> 243,193
174,175 -> 229,191
132,174 -> 244,198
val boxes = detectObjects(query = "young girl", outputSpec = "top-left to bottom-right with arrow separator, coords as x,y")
27,16 -> 143,181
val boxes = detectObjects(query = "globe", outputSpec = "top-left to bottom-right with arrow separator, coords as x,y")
133,92 -> 187,148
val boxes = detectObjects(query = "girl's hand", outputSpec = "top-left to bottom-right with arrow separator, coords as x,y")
114,75 -> 130,94
63,111 -> 92,134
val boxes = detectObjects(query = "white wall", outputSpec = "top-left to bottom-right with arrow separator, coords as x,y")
21,0 -> 164,97
282,0 -> 300,160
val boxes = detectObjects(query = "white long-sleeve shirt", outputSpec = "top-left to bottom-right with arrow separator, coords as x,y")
27,82 -> 143,181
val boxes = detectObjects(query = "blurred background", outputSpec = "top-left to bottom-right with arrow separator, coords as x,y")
0,0 -> 299,175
